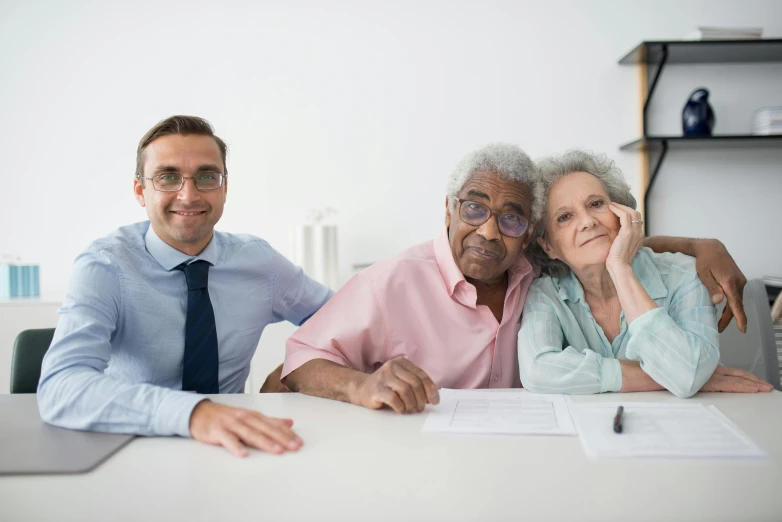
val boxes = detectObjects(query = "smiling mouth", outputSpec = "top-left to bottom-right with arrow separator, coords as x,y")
170,210 -> 206,217
581,235 -> 606,246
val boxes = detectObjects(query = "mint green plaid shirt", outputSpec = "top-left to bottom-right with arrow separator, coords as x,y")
518,247 -> 719,398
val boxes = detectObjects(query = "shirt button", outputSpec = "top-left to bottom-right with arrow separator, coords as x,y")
492,375 -> 499,382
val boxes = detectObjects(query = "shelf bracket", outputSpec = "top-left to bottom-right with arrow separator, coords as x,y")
643,139 -> 669,235
642,45 -> 668,137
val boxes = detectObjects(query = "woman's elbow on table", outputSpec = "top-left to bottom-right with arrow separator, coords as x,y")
663,353 -> 719,399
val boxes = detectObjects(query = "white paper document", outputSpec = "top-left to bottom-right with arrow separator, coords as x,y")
422,389 -> 577,436
568,402 -> 768,459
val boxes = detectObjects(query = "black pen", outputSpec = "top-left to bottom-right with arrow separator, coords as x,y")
613,405 -> 624,434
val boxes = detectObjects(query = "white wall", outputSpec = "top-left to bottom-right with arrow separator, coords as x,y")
2,1 -> 781,383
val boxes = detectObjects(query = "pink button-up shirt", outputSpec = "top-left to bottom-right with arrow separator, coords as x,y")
282,229 -> 537,389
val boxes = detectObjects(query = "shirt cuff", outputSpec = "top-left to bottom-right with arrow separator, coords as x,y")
628,306 -> 667,333
600,357 -> 623,393
152,391 -> 209,437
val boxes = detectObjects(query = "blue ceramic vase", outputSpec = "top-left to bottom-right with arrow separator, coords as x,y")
682,88 -> 715,136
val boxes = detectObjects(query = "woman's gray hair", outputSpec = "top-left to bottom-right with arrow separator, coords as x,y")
446,143 -> 536,213
527,149 -> 637,278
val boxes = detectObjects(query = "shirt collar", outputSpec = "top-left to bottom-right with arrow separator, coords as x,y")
144,223 -> 219,271
555,247 -> 668,303
434,227 -> 534,296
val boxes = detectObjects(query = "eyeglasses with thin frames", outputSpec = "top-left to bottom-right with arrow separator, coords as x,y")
137,173 -> 226,192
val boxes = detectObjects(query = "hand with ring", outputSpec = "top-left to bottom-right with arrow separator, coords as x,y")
606,202 -> 646,270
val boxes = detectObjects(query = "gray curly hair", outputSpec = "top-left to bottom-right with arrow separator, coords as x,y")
526,150 -> 637,278
446,143 -> 537,214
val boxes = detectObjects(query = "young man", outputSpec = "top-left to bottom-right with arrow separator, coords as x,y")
38,116 -> 332,457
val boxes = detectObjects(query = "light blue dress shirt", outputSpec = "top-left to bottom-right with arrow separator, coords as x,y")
518,247 -> 720,398
38,221 -> 332,437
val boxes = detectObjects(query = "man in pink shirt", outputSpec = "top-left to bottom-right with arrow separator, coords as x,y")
279,143 -> 751,414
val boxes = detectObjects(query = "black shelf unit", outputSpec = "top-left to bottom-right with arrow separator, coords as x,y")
618,39 -> 782,234
620,134 -> 782,151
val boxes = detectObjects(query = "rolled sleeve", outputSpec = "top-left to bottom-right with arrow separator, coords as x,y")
599,357 -> 623,393
624,277 -> 720,398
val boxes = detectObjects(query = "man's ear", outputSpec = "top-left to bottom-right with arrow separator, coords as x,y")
537,235 -> 559,261
444,196 -> 451,229
133,178 -> 146,208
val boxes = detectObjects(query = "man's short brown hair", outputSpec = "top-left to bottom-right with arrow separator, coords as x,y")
136,115 -> 228,180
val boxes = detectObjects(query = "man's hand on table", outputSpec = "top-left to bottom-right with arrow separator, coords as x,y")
189,400 -> 303,457
351,357 -> 440,413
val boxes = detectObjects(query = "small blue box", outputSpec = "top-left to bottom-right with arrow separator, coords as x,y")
0,264 -> 40,299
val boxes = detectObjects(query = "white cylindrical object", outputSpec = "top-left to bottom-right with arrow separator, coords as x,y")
314,224 -> 338,290
293,225 -> 317,280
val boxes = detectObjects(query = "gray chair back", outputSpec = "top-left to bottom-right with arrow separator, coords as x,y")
718,279 -> 781,390
10,328 -> 55,393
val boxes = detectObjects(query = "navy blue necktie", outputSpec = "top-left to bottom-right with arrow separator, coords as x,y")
177,260 -> 219,394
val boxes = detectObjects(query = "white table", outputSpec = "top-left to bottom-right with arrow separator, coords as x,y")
2,391 -> 781,521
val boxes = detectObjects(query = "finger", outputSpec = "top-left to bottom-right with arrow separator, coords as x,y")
385,375 -> 419,413
218,429 -> 250,458
608,203 -> 630,226
392,365 -> 428,412
245,415 -> 302,450
724,285 -> 747,333
718,367 -> 765,384
232,421 -> 285,454
611,202 -> 637,214
706,376 -> 757,393
723,376 -> 762,393
750,379 -> 775,392
614,205 -> 633,232
375,387 -> 407,414
396,359 -> 440,404
610,203 -> 639,227
735,372 -> 773,391
695,268 -> 724,305
717,305 -> 734,333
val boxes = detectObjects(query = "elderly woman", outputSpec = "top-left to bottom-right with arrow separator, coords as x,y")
518,150 -> 773,398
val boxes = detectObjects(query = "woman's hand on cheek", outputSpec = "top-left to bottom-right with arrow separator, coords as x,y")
605,203 -> 645,270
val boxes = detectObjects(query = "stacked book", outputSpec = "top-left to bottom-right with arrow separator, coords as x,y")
752,107 -> 782,135
0,263 -> 40,299
683,26 -> 763,40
